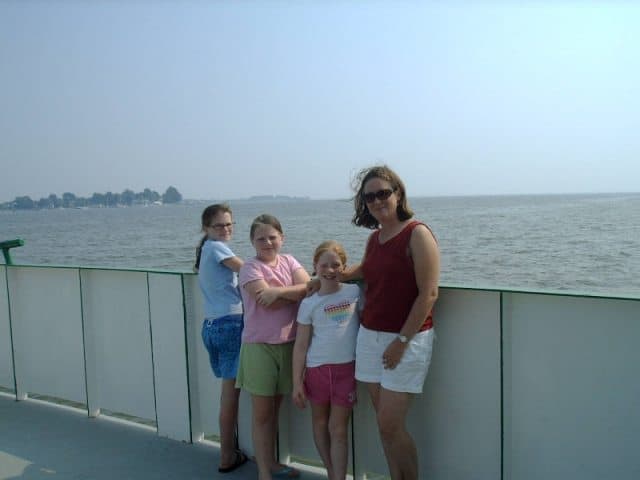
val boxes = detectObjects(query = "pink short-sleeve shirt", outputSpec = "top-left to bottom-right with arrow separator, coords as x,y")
239,254 -> 304,344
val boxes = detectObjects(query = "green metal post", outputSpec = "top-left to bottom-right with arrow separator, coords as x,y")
0,239 -> 24,265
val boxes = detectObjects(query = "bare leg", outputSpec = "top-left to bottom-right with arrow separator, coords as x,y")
365,382 -> 381,410
375,387 -> 417,480
327,405 -> 351,480
219,378 -> 240,467
310,403 -> 333,476
252,394 -> 276,480
269,394 -> 288,473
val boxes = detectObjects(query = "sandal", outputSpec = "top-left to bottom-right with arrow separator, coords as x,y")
218,450 -> 248,474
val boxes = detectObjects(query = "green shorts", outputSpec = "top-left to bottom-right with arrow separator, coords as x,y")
236,342 -> 294,396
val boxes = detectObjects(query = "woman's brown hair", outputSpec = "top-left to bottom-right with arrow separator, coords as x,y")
351,165 -> 414,229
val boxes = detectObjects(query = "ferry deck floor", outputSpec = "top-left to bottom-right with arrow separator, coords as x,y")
0,393 -> 330,480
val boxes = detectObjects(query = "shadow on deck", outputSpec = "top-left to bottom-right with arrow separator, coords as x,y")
0,394 -> 328,480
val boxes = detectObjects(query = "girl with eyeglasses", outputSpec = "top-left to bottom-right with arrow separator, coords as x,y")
195,204 -> 248,474
341,165 -> 440,480
236,214 -> 310,480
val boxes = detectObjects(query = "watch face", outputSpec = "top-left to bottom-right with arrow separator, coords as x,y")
398,335 -> 408,343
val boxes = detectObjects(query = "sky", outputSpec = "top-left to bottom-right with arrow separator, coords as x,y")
1,1 -> 639,202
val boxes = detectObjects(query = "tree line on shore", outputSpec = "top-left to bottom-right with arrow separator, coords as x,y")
1,186 -> 182,210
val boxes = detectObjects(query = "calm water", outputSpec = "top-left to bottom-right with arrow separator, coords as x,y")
2,193 -> 640,297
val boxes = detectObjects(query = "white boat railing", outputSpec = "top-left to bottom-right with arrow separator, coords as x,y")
1,264 -> 639,480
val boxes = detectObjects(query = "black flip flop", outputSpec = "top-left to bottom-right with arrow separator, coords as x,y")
218,450 -> 249,474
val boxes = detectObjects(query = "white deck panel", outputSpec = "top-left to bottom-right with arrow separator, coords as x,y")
80,269 -> 155,421
503,293 -> 640,480
7,267 -> 85,403
148,272 -> 190,441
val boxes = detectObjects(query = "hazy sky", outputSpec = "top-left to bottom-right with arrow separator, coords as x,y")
2,1 -> 639,202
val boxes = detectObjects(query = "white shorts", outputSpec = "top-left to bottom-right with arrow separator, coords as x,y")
355,325 -> 434,394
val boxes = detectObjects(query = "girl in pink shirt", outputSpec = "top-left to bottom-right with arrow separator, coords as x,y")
236,214 -> 310,480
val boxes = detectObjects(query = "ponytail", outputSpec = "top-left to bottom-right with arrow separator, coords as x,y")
194,235 -> 208,272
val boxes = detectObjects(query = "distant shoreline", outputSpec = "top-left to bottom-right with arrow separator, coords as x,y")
189,191 -> 640,203
247,195 -> 310,202
1,186 -> 182,210
3,191 -> 639,210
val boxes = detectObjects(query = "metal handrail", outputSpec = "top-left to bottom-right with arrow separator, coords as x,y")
0,239 -> 24,265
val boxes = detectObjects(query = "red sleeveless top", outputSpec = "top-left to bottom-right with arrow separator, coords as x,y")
361,220 -> 434,333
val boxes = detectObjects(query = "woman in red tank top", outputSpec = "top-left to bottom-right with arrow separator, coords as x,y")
340,165 -> 440,480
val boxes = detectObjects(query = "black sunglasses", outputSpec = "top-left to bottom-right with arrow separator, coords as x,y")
363,188 -> 396,203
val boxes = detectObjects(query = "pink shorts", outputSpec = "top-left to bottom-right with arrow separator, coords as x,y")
304,361 -> 357,407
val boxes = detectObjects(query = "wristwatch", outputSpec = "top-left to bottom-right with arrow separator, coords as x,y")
397,334 -> 409,344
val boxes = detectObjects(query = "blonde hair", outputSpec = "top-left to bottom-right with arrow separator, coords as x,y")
313,240 -> 347,267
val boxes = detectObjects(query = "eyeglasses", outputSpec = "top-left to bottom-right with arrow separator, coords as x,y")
209,222 -> 235,230
363,188 -> 396,203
